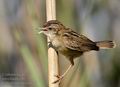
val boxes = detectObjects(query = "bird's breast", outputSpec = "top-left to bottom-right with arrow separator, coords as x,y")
52,37 -> 63,49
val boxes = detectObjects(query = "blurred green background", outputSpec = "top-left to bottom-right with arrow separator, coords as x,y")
0,0 -> 119,87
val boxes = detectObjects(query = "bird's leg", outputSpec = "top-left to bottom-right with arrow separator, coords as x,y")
53,64 -> 73,84
53,58 -> 74,84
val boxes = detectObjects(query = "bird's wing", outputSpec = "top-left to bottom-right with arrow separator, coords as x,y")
62,31 -> 96,51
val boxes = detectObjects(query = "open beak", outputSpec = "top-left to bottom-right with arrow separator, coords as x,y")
37,27 -> 48,34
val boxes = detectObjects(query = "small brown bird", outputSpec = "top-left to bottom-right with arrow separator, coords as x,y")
39,20 -> 116,83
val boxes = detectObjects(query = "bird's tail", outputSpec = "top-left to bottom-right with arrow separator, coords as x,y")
95,41 -> 116,49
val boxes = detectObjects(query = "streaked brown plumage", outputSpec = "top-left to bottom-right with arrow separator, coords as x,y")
40,20 -> 116,84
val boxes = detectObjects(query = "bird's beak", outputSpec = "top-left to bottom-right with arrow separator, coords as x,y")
37,27 -> 48,34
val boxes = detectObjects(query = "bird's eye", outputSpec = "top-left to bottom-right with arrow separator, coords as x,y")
49,28 -> 52,30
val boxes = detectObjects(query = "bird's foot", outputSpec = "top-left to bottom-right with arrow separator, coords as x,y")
52,75 -> 63,84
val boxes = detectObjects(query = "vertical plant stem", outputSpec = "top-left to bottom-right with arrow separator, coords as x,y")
46,0 -> 59,87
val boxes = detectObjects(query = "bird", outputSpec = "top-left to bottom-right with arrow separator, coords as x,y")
39,20 -> 116,84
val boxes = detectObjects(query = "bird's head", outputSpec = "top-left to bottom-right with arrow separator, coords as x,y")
39,20 -> 65,38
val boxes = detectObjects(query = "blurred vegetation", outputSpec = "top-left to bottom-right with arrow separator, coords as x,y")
0,0 -> 119,87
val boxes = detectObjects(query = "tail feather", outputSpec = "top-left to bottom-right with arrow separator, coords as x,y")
96,41 -> 116,49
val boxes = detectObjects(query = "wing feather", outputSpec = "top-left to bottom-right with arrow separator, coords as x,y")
62,31 -> 96,51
